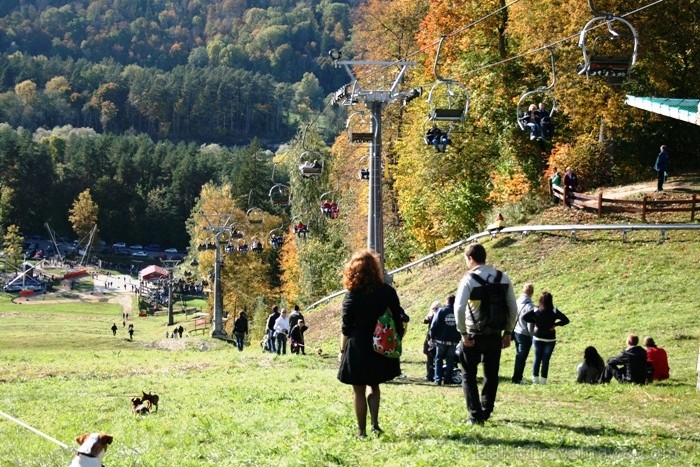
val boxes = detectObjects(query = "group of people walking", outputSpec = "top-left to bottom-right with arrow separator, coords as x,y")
264,305 -> 308,355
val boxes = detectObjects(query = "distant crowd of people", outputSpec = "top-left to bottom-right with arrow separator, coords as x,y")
264,305 -> 309,355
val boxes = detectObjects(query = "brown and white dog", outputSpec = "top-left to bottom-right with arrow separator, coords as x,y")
69,432 -> 113,467
131,396 -> 149,415
141,391 -> 159,412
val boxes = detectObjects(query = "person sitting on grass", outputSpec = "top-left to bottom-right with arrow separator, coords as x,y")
576,346 -> 605,383
644,336 -> 670,382
601,334 -> 648,384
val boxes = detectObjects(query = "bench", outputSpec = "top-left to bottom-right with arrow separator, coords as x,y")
192,317 -> 210,335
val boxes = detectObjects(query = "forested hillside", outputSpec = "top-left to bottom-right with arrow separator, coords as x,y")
2,0 -> 700,313
0,0 -> 352,143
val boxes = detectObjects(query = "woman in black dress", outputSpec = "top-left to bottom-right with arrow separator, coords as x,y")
337,249 -> 405,437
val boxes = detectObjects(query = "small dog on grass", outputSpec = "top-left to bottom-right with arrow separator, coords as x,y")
69,432 -> 113,467
131,396 -> 149,415
141,391 -> 159,412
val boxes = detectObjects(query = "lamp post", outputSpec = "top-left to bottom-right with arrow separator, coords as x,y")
199,212 -> 239,338
161,259 -> 181,327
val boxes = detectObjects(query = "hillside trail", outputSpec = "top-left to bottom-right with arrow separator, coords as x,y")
592,173 -> 700,199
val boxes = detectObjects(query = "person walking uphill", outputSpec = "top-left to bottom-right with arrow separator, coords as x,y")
454,243 -> 517,425
654,145 -> 669,191
233,310 -> 249,352
338,249 -> 405,438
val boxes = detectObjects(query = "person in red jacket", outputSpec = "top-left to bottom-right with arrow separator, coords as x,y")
644,336 -> 670,381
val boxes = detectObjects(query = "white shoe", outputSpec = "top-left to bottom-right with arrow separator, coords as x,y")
532,376 -> 540,384
540,377 -> 547,385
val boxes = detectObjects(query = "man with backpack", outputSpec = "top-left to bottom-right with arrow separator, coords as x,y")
454,243 -> 517,425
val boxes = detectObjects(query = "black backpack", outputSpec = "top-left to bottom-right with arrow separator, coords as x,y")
467,271 -> 510,335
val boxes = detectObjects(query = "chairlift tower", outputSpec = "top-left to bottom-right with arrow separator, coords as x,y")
330,51 -> 417,269
160,259 -> 181,327
199,212 -> 240,338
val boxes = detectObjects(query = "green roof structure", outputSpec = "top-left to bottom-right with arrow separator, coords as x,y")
625,95 -> 700,125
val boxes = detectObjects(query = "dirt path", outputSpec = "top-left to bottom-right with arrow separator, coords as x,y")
593,173 -> 700,199
14,272 -> 137,318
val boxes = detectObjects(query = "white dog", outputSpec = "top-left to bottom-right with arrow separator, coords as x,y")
69,432 -> 113,467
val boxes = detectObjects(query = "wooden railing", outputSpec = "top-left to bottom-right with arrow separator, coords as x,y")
552,184 -> 699,222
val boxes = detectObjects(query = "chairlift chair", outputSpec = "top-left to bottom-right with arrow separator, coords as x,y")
577,10 -> 638,85
269,183 -> 291,207
250,236 -> 264,253
298,151 -> 324,178
268,227 -> 285,250
320,191 -> 339,219
426,80 -> 470,123
236,238 -> 249,254
427,35 -> 470,123
516,48 -> 557,140
246,207 -> 264,225
346,112 -> 377,144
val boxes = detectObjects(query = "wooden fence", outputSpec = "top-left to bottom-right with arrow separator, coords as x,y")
552,185 -> 699,222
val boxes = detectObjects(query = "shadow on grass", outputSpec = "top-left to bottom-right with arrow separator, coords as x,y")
426,418 -> 700,447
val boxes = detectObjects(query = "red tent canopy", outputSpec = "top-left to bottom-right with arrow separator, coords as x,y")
139,265 -> 168,281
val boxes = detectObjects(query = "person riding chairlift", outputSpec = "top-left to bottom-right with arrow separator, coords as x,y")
519,104 -> 543,141
321,200 -> 333,218
536,102 -> 554,140
294,222 -> 308,238
425,124 -> 451,152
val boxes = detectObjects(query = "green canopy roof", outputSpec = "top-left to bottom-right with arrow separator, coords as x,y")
625,95 -> 700,125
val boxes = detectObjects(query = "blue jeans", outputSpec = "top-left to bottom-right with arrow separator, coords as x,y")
533,340 -> 556,378
234,332 -> 245,351
267,329 -> 276,352
512,333 -> 532,383
434,342 -> 457,383
276,333 -> 287,355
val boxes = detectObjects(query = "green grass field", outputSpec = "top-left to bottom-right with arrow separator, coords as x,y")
1,228 -> 699,466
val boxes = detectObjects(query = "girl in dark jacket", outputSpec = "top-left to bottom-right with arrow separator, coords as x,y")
522,292 -> 570,384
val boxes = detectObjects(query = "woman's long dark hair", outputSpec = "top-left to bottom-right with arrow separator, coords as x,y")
537,292 -> 554,313
584,346 -> 605,370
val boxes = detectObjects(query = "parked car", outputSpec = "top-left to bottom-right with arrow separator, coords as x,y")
145,244 -> 161,251
169,255 -> 184,261
115,248 -> 130,255
132,250 -> 148,257
113,242 -> 126,249
130,244 -> 143,250
164,248 -> 178,254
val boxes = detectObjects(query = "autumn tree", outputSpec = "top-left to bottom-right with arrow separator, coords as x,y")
3,224 -> 23,270
68,189 -> 99,240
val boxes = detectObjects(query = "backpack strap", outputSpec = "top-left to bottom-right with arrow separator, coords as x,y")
466,272 -> 490,331
466,270 -> 504,333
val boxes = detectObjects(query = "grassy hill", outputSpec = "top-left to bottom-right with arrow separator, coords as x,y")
1,207 -> 699,465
